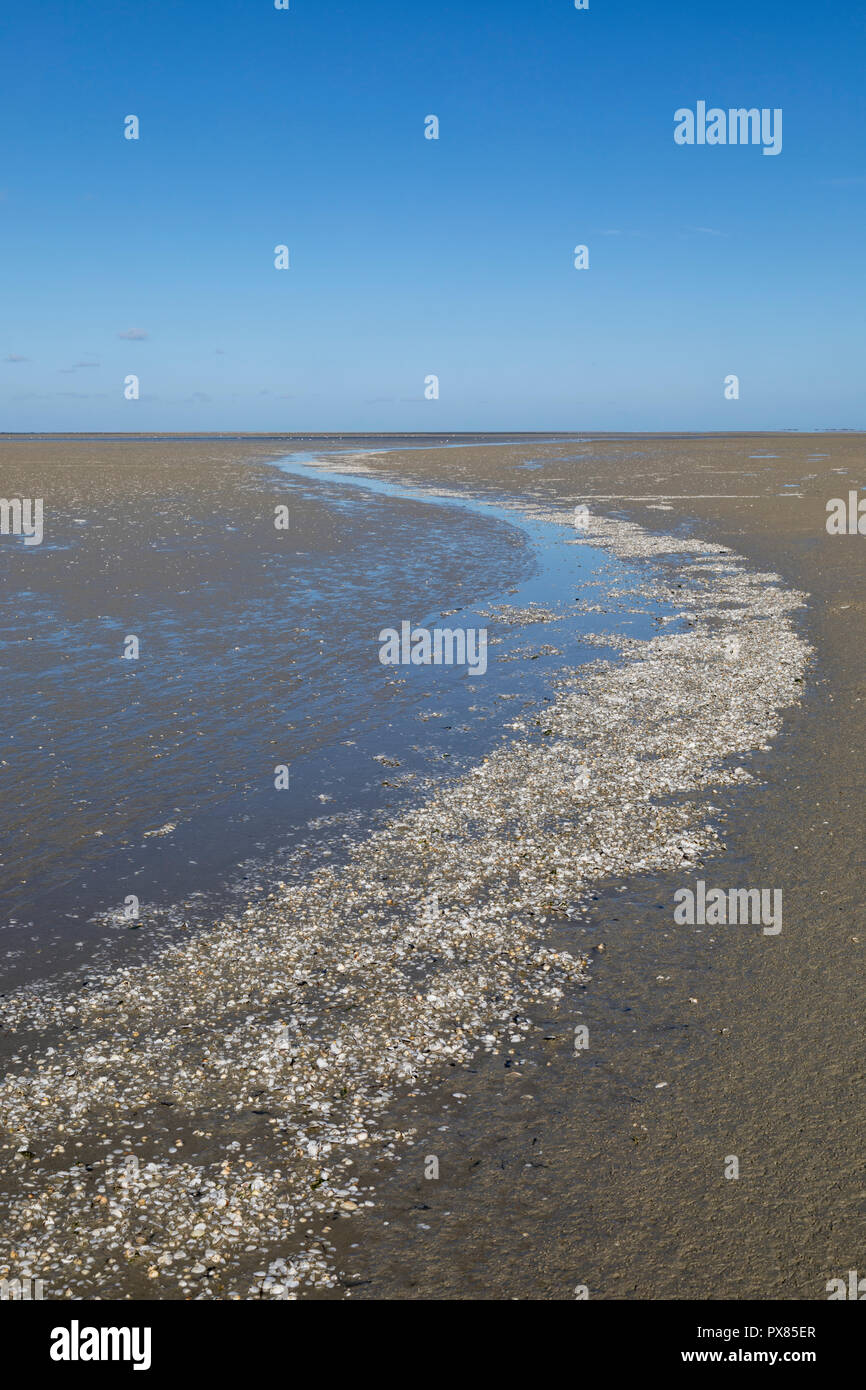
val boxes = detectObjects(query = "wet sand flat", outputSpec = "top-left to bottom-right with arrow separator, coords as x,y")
0,433 -> 862,1301
307,432 -> 865,1300
0,439 -> 533,982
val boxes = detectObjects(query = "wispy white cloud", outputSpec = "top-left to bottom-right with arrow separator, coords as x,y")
13,390 -> 107,400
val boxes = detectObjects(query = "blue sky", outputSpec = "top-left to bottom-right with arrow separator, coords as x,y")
1,0 -> 863,431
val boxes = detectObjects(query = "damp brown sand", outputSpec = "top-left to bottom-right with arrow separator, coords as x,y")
0,433 -> 861,1301
305,432 -> 865,1300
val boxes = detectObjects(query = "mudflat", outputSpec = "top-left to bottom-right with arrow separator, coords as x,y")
316,432 -> 865,1300
0,433 -> 862,1301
